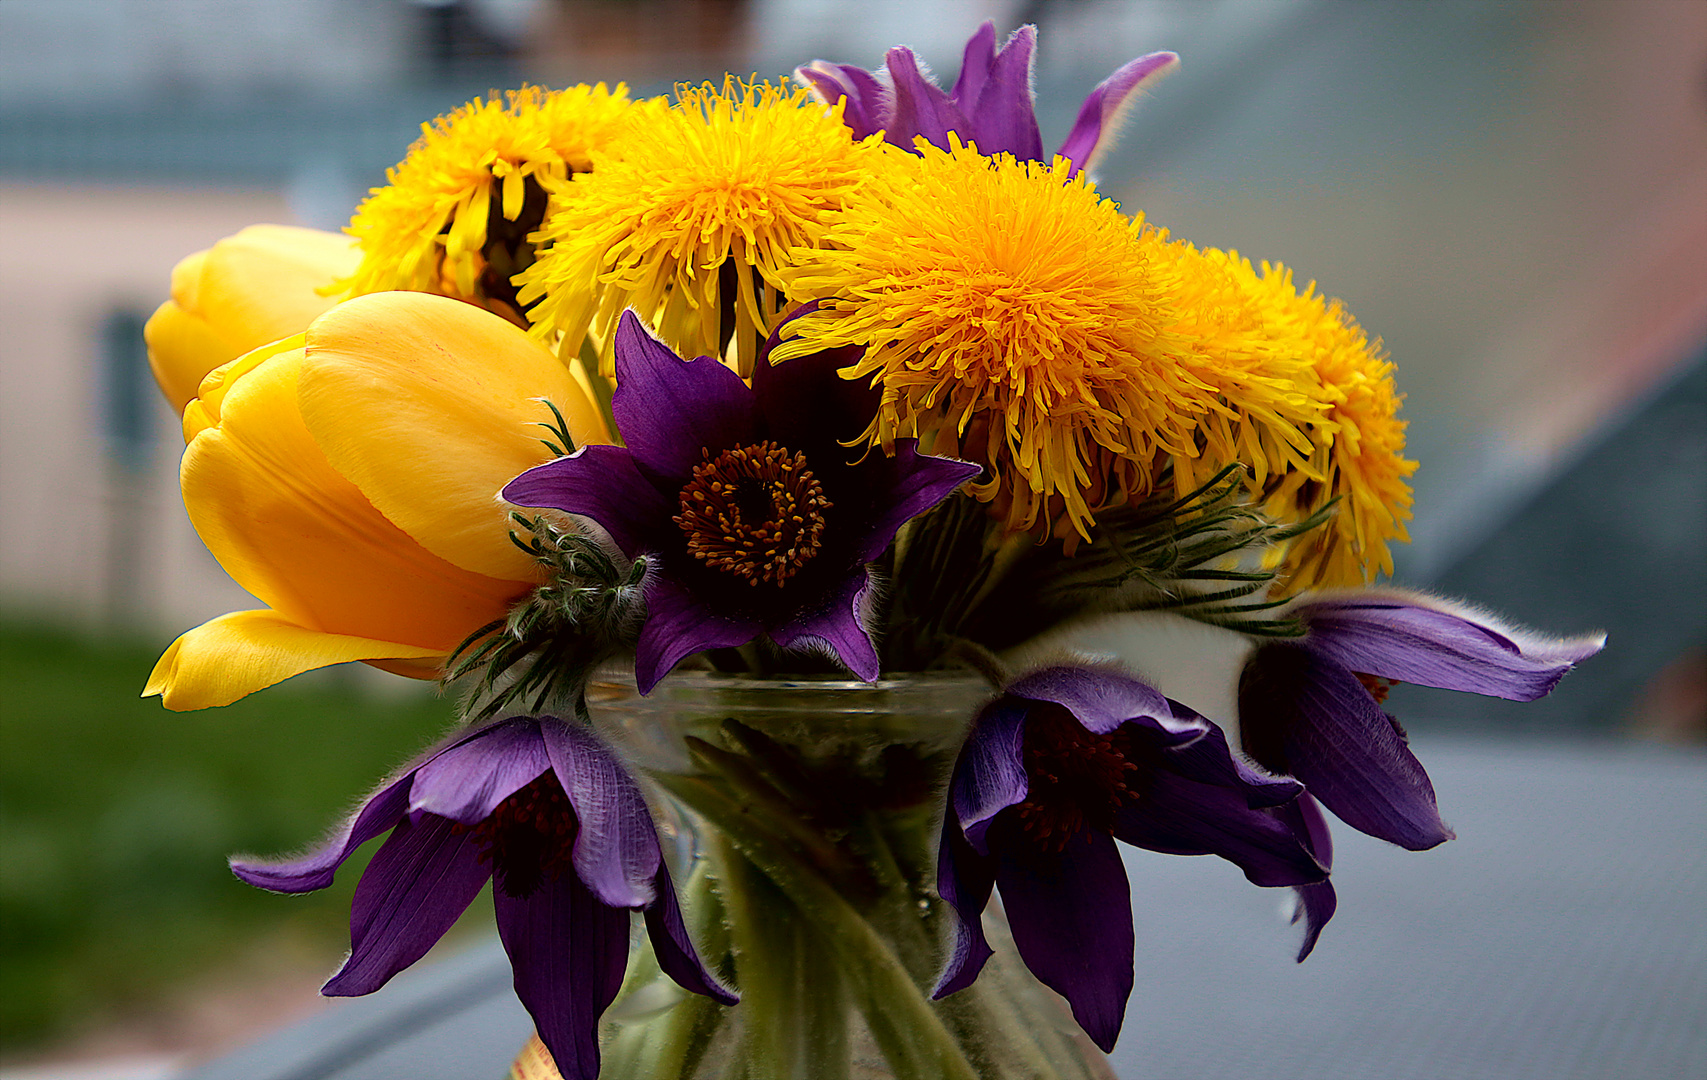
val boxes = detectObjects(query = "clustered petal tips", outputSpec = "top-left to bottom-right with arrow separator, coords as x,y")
231,716 -> 735,1080
798,20 -> 1178,177
934,665 -> 1325,1051
503,311 -> 980,692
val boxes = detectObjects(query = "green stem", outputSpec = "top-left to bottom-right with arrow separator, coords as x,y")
653,773 -> 980,1080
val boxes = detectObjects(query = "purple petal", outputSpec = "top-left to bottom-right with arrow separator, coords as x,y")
796,61 -> 890,140
495,868 -> 630,1080
851,440 -> 981,564
1159,705 -> 1300,807
611,310 -> 759,485
1112,771 -> 1326,887
634,575 -> 763,693
1007,665 -> 1203,741
1056,51 -> 1179,177
768,568 -> 879,680
323,814 -> 490,996
948,21 -> 999,105
931,820 -> 997,999
642,862 -> 738,1004
753,305 -> 879,457
540,719 -> 662,909
1273,794 -> 1336,961
994,823 -> 1134,1053
409,717 -> 550,824
231,772 -> 411,893
949,697 -> 1031,850
1244,643 -> 1454,850
883,45 -> 968,152
1298,590 -> 1605,702
953,24 -> 1043,161
501,445 -> 673,558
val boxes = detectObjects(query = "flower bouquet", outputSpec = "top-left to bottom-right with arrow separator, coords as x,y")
142,23 -> 1602,1080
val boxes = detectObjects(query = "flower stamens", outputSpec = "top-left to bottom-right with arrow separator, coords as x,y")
1015,706 -> 1139,851
674,441 -> 832,586
461,772 -> 579,898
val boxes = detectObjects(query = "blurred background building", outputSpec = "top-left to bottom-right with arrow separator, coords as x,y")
0,0 -> 1703,1075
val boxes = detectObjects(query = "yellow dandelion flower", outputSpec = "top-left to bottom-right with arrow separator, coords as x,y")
518,79 -> 884,378
1157,239 -> 1331,496
341,83 -> 636,322
1233,261 -> 1416,590
776,137 -> 1316,541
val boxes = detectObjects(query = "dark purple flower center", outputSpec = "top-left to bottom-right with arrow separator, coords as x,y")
460,772 -> 578,899
673,441 -> 833,587
1015,705 -> 1140,850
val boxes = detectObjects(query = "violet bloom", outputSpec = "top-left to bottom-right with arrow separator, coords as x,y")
797,20 -> 1177,177
503,311 -> 978,692
232,716 -> 735,1080
1238,589 -> 1604,957
934,665 -> 1326,1051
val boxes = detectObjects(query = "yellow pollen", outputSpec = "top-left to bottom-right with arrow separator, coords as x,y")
674,441 -> 833,586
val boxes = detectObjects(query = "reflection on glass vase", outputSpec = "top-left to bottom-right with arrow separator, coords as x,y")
509,673 -> 1118,1080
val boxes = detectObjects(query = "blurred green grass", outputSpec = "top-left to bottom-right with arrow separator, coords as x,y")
0,617 -> 463,1053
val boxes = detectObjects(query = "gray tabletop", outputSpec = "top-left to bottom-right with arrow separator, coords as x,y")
190,737 -> 1707,1080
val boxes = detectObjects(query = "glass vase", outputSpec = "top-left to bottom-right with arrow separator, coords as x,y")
508,672 -> 1117,1080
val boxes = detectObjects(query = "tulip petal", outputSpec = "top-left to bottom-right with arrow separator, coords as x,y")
495,866 -> 631,1080
994,823 -> 1134,1053
146,226 -> 358,415
299,291 -> 605,582
323,812 -> 491,996
542,720 -> 662,909
181,343 -> 525,656
144,610 -> 444,711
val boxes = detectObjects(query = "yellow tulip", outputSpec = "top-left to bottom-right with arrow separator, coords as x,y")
144,224 -> 360,416
146,291 -> 609,710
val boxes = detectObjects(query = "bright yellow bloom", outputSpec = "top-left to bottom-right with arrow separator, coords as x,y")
144,225 -> 358,415
519,79 -> 884,378
776,138 -> 1316,540
146,292 -> 608,711
341,84 -> 636,321
1233,261 -> 1415,590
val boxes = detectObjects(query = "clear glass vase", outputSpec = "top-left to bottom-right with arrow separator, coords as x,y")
508,672 -> 1117,1080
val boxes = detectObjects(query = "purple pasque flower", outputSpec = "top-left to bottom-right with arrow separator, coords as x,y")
1238,588 -> 1606,852
796,20 -> 1178,177
231,715 -> 735,1080
503,310 -> 979,692
934,664 -> 1326,1052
